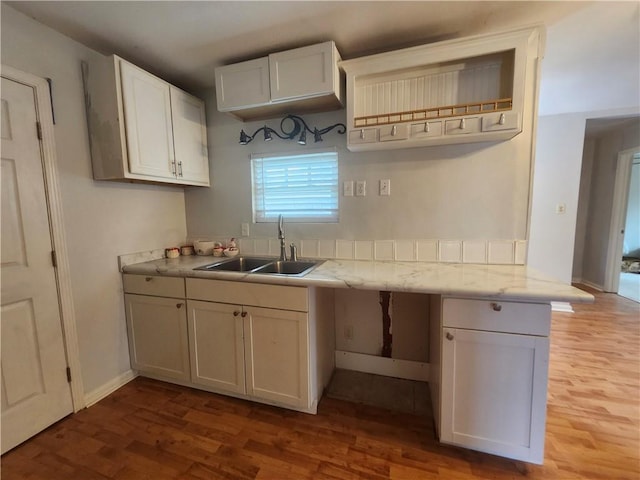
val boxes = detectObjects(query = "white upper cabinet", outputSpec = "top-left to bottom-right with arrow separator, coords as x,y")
170,87 -> 210,185
214,41 -> 344,121
83,55 -> 210,186
340,27 -> 545,151
120,61 -> 175,179
269,42 -> 340,101
215,57 -> 270,111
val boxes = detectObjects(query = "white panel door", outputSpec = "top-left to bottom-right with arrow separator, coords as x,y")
440,327 -> 549,463
1,78 -> 73,454
119,60 -> 175,179
214,57 -> 270,111
170,87 -> 210,186
244,306 -> 309,409
187,300 -> 246,394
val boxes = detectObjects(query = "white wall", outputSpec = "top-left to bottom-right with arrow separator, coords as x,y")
186,94 -> 536,244
1,5 -> 188,397
528,2 -> 640,283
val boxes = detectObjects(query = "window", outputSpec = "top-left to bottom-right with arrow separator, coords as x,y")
251,149 -> 338,223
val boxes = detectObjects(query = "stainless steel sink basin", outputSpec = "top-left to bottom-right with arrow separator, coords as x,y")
194,257 -> 322,276
252,260 -> 320,276
194,257 -> 273,272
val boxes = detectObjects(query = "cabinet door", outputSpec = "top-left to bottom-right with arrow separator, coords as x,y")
124,294 -> 190,381
170,87 -> 210,186
119,61 -> 175,179
440,327 -> 549,463
215,57 -> 270,111
269,41 -> 336,102
187,300 -> 246,395
243,307 -> 309,409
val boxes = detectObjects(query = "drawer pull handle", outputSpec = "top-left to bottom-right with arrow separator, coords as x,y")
491,302 -> 502,312
360,129 -> 365,140
499,113 -> 506,125
446,332 -> 454,341
424,122 -> 430,133
176,303 -> 183,309
391,125 -> 397,136
145,277 -> 153,282
459,118 -> 465,130
233,311 -> 240,317
177,161 -> 183,177
241,311 -> 248,318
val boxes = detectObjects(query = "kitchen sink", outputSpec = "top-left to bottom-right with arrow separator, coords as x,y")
194,257 -> 273,272
194,257 -> 322,276
252,260 -> 320,276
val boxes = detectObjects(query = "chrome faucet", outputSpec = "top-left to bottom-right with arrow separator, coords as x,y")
278,214 -> 287,261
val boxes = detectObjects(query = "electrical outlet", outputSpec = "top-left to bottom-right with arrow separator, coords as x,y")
356,180 -> 366,196
343,180 -> 354,196
344,325 -> 354,340
241,223 -> 250,236
379,179 -> 391,196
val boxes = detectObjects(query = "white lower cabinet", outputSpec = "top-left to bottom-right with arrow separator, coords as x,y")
187,299 -> 309,409
187,300 -> 246,395
435,297 -> 551,464
243,306 -> 309,409
124,294 -> 190,382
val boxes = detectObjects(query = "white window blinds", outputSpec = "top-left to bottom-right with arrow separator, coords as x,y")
252,150 -> 339,223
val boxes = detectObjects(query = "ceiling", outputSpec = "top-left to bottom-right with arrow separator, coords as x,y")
7,1 -> 591,92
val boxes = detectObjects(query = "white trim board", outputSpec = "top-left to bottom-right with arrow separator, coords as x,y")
335,350 -> 429,382
84,370 -> 138,408
551,302 -> 574,313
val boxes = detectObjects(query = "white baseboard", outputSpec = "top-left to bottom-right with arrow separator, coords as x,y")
551,301 -> 574,313
580,279 -> 603,291
84,369 -> 138,408
335,350 -> 429,381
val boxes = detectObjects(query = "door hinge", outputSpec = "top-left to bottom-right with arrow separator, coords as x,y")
36,121 -> 43,140
66,367 -> 72,383
51,250 -> 58,268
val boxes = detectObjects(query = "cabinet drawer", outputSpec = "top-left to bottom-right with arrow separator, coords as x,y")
411,121 -> 443,138
123,274 -> 185,298
186,278 -> 308,312
482,111 -> 520,132
349,128 -> 378,144
442,298 -> 550,336
444,117 -> 481,135
379,123 -> 410,142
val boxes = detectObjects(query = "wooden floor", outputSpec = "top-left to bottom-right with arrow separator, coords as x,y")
2,286 -> 639,479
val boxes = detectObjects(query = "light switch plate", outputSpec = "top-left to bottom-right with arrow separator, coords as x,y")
356,180 -> 366,196
343,180 -> 354,196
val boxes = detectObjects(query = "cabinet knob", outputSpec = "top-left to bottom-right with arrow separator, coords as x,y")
459,118 -> 466,130
233,310 -> 240,317
241,311 -> 248,318
176,303 -> 183,309
145,277 -> 153,282
446,332 -> 454,341
391,125 -> 397,136
491,302 -> 502,312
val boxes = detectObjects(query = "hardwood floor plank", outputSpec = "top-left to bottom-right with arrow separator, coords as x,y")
1,286 -> 638,479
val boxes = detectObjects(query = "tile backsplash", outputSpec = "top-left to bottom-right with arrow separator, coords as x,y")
232,238 -> 527,265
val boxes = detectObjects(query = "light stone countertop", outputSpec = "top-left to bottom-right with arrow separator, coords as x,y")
121,255 -> 594,304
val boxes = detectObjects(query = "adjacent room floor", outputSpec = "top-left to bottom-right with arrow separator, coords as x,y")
618,271 -> 640,303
